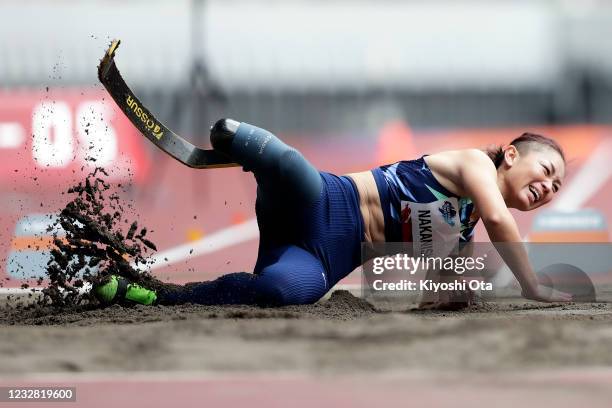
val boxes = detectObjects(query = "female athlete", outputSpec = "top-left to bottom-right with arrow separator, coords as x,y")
94,119 -> 571,306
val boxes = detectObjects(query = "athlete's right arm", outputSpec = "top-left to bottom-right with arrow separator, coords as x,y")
456,150 -> 570,302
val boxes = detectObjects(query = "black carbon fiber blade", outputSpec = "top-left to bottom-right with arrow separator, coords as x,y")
98,40 -> 237,169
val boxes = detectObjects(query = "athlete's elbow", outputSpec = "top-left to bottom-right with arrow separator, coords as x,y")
481,212 -> 513,229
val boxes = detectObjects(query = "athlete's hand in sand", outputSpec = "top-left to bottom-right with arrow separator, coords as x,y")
417,287 -> 475,311
522,286 -> 573,303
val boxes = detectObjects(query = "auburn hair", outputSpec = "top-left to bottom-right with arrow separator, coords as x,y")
485,132 -> 565,168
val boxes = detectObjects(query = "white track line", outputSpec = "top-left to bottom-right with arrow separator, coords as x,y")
0,284 -> 91,296
0,287 -> 41,295
1,284 -> 358,297
132,218 -> 259,271
2,221 -> 259,295
552,137 -> 612,211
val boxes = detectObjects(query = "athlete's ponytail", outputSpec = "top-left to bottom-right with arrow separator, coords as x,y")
485,132 -> 565,169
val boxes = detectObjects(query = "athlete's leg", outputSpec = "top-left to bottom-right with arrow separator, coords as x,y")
157,245 -> 328,306
210,119 -> 321,210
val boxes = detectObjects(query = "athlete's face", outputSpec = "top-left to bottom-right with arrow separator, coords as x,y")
501,146 -> 565,211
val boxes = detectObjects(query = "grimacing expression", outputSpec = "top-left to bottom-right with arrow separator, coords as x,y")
503,146 -> 565,211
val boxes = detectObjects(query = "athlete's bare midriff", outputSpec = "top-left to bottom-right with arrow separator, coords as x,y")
346,152 -> 482,243
345,171 -> 385,242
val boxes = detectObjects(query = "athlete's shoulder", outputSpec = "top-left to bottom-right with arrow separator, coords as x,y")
455,149 -> 496,173
426,149 -> 492,170
457,148 -> 492,162
427,149 -> 496,196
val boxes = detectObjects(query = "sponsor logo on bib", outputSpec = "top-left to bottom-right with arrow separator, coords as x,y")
438,201 -> 457,227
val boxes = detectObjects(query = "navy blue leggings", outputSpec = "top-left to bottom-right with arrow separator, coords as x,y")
159,122 -> 363,306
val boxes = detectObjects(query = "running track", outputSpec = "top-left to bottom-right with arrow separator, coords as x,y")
2,370 -> 612,407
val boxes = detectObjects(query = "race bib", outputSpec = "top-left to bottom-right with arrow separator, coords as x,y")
401,198 -> 460,258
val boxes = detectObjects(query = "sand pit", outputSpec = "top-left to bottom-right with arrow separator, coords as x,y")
2,290 -> 612,377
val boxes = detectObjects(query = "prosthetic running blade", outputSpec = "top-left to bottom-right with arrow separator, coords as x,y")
97,40 -> 238,169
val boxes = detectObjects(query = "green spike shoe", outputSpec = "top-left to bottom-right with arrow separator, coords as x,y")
93,275 -> 157,306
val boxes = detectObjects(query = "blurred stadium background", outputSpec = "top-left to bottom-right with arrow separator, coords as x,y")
1,0 -> 611,289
